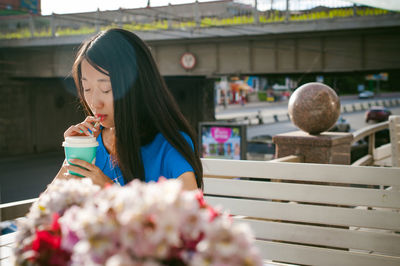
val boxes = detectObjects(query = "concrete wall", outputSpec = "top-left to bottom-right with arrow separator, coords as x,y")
158,28 -> 400,75
165,76 -> 215,130
0,78 -> 85,156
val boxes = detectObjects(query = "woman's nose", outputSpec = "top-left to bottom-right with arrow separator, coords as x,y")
88,92 -> 103,110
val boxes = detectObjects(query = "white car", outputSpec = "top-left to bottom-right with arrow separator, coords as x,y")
358,90 -> 374,99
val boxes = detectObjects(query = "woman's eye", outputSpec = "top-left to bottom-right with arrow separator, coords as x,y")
83,88 -> 91,92
102,89 -> 112,94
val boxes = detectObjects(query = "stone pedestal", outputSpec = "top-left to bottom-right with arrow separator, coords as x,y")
273,131 -> 354,165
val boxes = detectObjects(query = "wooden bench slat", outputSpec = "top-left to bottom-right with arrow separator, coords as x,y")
255,240 -> 400,266
204,178 -> 400,209
235,219 -> 400,256
373,143 -> 391,160
202,159 -> 400,186
201,158 -> 400,264
205,196 -> 400,231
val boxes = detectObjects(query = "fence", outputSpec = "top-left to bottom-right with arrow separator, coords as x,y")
0,0 -> 396,40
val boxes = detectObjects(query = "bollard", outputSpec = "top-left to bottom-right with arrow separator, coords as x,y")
257,111 -> 264,124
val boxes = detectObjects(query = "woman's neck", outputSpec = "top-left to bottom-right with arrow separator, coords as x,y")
102,127 -> 116,156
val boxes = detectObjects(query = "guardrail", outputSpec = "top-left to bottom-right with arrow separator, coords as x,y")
218,98 -> 400,126
0,5 -> 395,40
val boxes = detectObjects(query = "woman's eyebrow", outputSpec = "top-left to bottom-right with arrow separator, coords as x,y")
81,77 -> 110,82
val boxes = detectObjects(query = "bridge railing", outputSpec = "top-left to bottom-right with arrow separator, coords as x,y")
0,2 -> 397,40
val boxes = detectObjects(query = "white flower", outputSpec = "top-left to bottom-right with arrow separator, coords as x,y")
14,178 -> 263,266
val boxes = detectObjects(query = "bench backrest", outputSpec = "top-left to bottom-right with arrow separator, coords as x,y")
202,158 -> 400,266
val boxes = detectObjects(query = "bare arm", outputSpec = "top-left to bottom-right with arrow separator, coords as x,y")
177,171 -> 198,191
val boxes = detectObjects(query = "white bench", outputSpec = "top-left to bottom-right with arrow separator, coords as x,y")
390,115 -> 400,167
202,158 -> 400,266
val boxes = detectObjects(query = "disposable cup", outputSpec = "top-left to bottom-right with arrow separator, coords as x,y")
62,136 -> 99,177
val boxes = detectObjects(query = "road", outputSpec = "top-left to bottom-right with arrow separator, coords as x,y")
247,106 -> 400,139
216,94 -> 400,120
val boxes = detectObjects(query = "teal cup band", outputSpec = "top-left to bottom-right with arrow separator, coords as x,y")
64,146 -> 97,177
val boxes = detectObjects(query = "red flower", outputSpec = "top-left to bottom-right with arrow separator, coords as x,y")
196,191 -> 219,222
195,191 -> 207,208
31,213 -> 71,265
32,230 -> 60,251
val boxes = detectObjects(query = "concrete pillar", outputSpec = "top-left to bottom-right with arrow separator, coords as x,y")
273,131 -> 353,165
164,76 -> 215,129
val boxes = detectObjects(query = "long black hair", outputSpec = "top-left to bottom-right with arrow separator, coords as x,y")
72,28 -> 203,189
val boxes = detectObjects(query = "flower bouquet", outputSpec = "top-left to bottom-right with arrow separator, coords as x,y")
13,178 -> 262,266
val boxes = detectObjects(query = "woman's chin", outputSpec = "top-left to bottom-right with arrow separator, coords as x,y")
100,122 -> 115,129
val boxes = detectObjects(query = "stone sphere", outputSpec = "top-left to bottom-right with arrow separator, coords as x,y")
288,82 -> 340,135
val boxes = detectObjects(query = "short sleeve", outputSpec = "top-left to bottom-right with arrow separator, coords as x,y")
163,132 -> 195,179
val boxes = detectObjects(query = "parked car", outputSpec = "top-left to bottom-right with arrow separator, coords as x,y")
365,106 -> 392,123
358,90 -> 374,99
329,116 -> 351,132
247,135 -> 275,161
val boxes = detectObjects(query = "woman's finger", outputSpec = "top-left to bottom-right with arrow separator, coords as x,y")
66,164 -> 90,177
68,159 -> 95,169
81,121 -> 97,133
64,125 -> 88,137
75,124 -> 92,136
64,126 -> 82,138
84,116 -> 101,125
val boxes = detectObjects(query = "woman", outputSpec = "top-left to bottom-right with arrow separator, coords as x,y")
56,28 -> 203,191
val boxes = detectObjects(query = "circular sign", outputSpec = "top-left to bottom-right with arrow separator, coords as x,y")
180,52 -> 196,70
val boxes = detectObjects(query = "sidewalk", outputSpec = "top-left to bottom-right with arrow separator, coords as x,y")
215,99 -> 287,113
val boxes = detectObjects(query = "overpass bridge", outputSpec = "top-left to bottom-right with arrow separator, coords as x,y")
1,14 -> 400,77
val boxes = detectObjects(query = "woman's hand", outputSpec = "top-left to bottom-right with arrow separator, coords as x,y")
64,116 -> 101,138
63,159 -> 113,187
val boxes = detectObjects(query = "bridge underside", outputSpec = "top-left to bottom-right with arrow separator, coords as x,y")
0,27 -> 399,78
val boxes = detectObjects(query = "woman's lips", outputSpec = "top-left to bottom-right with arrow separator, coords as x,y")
95,114 -> 107,122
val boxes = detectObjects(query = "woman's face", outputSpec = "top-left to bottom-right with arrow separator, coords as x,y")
81,59 -> 115,128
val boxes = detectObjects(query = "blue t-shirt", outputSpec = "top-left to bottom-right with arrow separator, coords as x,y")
95,131 -> 195,185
